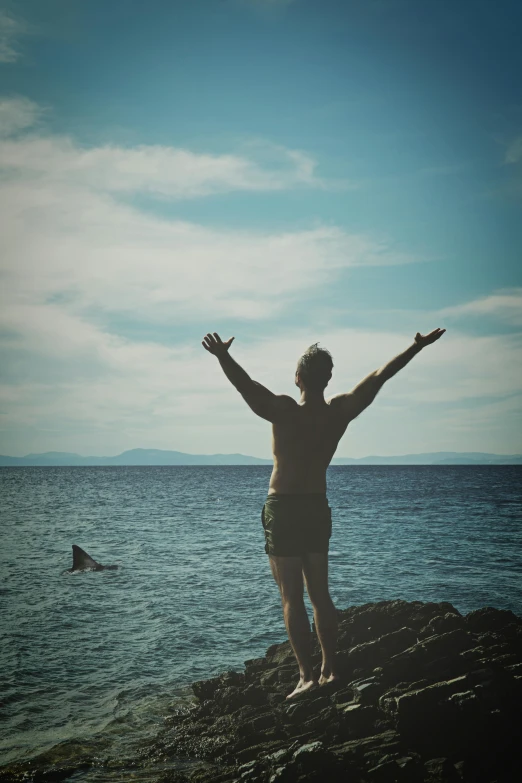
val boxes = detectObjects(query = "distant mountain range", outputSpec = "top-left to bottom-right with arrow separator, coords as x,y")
0,448 -> 521,466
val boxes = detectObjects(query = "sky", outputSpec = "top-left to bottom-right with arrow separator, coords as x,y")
0,0 -> 521,459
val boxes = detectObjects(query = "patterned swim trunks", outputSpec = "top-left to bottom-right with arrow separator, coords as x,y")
261,493 -> 332,556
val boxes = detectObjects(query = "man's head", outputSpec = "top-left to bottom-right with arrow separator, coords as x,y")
295,343 -> 333,392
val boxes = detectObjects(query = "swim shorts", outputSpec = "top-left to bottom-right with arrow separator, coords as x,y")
261,493 -> 332,556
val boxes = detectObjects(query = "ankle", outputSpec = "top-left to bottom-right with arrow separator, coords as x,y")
320,663 -> 337,678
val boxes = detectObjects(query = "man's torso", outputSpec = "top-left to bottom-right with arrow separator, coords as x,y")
268,397 -> 349,495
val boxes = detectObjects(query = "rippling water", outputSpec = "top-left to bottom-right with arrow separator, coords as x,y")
1,465 -> 521,779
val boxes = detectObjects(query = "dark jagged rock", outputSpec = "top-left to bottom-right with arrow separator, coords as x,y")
465,607 -> 520,633
3,600 -> 520,783
144,600 -> 522,782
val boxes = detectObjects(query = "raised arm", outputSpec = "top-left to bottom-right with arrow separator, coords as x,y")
328,328 -> 446,422
202,332 -> 296,422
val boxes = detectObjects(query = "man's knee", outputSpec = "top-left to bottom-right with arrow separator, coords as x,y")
303,573 -> 334,610
281,589 -> 306,609
311,594 -> 336,613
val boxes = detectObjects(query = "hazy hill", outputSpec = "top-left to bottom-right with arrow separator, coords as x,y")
0,448 -> 521,466
0,448 -> 271,466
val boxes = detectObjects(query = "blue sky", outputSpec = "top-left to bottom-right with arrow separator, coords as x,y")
0,0 -> 521,458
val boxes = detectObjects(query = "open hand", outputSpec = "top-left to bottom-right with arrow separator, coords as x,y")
202,332 -> 235,357
414,328 -> 446,348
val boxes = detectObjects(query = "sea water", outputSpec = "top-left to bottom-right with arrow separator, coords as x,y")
1,465 -> 521,780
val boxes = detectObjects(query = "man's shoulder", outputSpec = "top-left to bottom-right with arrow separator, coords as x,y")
325,393 -> 354,420
269,395 -> 298,425
325,393 -> 345,406
277,394 -> 299,409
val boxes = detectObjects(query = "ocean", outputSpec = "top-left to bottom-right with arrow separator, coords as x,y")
1,465 -> 521,781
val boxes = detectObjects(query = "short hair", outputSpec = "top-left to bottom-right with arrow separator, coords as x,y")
296,343 -> 333,391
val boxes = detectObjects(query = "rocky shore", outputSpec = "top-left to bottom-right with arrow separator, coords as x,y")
149,599 -> 522,783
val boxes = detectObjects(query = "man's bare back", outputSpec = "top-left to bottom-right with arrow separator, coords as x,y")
269,398 -> 349,495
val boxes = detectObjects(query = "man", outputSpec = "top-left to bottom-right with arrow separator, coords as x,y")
202,327 -> 446,699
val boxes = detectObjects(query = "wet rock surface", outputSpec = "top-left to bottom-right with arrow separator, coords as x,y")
154,600 -> 522,782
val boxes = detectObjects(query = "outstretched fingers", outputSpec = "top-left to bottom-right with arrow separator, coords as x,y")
202,333 -> 217,352
202,332 -> 234,354
415,328 -> 446,347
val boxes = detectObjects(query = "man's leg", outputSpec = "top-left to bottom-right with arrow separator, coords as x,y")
301,552 -> 340,684
269,554 -> 318,698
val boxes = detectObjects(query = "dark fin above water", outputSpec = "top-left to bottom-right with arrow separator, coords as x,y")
68,544 -> 119,572
71,544 -> 102,571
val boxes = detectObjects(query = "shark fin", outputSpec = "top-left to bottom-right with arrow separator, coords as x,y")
71,544 -> 101,570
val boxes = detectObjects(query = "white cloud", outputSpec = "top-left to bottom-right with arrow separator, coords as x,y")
0,124 -> 336,199
0,99 -> 416,331
0,175 -> 414,324
1,97 -> 520,458
0,9 -> 25,63
0,96 -> 42,137
437,289 -> 522,326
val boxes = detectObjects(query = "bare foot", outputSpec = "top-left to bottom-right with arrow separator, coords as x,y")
286,677 -> 318,700
318,672 -> 341,686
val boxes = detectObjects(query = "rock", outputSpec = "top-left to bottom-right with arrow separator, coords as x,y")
465,607 -> 521,633
292,740 -> 325,761
231,704 -> 260,723
237,758 -> 262,781
265,641 -> 296,666
424,757 -> 461,782
396,675 -> 470,723
267,768 -> 291,783
384,628 -> 474,685
192,675 -> 222,701
259,669 -> 280,688
367,753 -> 423,782
285,741 -> 340,781
244,657 -> 269,670
263,746 -> 297,766
147,601 -> 522,783
237,710 -> 279,737
283,696 -> 331,725
300,704 -> 338,733
419,613 -> 465,639
412,628 -> 474,659
333,686 -> 357,703
187,763 -> 232,782
276,666 -> 299,684
337,627 -> 418,676
192,670 -> 245,702
459,645 -> 487,662
345,675 -> 388,705
395,674 -> 512,758
234,740 -> 286,765
331,729 -> 403,765
243,684 -> 269,707
378,680 -> 431,716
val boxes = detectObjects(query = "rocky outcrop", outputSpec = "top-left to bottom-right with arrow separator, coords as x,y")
150,600 -> 522,783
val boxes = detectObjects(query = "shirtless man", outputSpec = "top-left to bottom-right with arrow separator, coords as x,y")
202,328 -> 446,699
